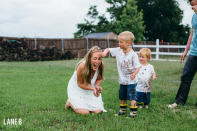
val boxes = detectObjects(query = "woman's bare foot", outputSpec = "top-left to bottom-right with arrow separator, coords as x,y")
65,100 -> 71,110
92,109 -> 102,114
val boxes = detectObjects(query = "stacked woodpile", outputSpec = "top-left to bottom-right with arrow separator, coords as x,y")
1,36 -> 180,61
0,39 -> 74,61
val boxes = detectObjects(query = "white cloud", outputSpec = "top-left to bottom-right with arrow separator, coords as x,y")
177,0 -> 193,26
0,0 -> 193,38
0,0 -> 108,38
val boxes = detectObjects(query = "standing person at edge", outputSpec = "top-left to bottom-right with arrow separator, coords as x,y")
168,0 -> 197,108
102,31 -> 141,118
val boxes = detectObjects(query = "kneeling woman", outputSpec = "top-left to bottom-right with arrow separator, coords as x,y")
65,46 -> 106,114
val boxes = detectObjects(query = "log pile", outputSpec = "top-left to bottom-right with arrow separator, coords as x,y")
0,39 -> 74,61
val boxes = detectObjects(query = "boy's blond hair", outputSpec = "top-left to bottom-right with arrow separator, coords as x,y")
138,48 -> 151,60
118,31 -> 135,43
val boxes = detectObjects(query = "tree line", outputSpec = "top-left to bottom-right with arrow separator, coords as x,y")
74,0 -> 190,45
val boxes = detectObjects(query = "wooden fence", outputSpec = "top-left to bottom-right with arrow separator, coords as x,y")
1,36 -> 183,61
2,37 -> 119,58
133,39 -> 185,61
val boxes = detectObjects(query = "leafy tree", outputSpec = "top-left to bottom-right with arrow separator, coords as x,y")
113,0 -> 145,41
137,0 -> 190,44
74,6 -> 98,38
74,0 -> 145,42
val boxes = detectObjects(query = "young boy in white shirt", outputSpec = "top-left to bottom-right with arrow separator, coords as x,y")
102,31 -> 140,118
136,48 -> 157,109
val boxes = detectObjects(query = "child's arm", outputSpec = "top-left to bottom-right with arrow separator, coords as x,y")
152,74 -> 157,80
131,67 -> 141,80
102,48 -> 110,57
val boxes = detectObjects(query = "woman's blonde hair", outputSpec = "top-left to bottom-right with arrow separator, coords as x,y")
138,48 -> 151,60
118,31 -> 135,43
77,46 -> 103,84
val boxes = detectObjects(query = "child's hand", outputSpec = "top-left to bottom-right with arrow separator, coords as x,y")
152,74 -> 157,80
192,5 -> 197,14
130,73 -> 136,80
102,48 -> 110,57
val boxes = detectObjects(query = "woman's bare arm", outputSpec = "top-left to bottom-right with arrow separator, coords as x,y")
77,63 -> 94,90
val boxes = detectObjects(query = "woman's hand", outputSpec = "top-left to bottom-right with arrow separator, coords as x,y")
95,85 -> 102,93
93,85 -> 103,97
93,88 -> 100,97
180,51 -> 187,62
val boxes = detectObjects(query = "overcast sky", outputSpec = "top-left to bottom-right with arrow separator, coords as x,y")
0,0 -> 194,38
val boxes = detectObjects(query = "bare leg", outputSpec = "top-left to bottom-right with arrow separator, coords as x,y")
75,109 -> 89,115
65,100 -> 89,115
92,109 -> 102,114
130,100 -> 136,107
120,100 -> 127,105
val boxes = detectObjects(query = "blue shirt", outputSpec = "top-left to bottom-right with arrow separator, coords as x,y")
190,13 -> 197,56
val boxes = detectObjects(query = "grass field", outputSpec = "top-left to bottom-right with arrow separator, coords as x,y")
1,58 -> 197,131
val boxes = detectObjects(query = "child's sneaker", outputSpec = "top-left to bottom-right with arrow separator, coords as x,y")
129,112 -> 136,118
168,102 -> 178,108
138,102 -> 143,109
144,105 -> 149,109
138,105 -> 143,109
129,106 -> 137,118
116,104 -> 127,116
117,110 -> 126,116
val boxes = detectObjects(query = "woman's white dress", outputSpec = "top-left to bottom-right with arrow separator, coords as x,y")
67,69 -> 106,112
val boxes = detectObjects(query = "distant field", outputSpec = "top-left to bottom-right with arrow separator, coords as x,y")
0,58 -> 197,130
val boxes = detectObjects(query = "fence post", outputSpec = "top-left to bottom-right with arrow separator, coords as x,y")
34,38 -> 37,49
107,36 -> 110,58
86,38 -> 89,52
61,39 -> 64,53
156,39 -> 159,60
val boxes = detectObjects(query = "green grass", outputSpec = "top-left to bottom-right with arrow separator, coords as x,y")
0,58 -> 197,131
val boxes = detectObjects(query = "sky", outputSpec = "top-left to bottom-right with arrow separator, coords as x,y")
0,0 -> 194,38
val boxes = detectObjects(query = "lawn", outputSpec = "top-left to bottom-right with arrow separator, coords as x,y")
0,58 -> 197,131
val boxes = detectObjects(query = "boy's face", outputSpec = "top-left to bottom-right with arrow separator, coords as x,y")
139,54 -> 149,65
118,38 -> 130,50
190,0 -> 197,6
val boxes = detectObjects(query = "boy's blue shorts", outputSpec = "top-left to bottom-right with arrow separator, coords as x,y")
119,84 -> 137,100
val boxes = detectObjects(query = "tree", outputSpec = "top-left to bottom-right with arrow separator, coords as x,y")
113,0 -> 145,41
74,5 -> 112,38
74,0 -> 145,42
74,6 -> 98,38
137,0 -> 190,44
